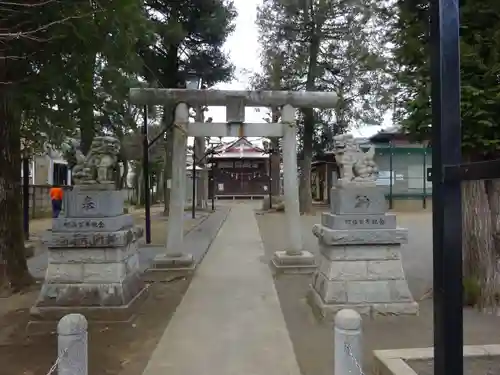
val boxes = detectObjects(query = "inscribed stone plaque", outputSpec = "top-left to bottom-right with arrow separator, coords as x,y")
52,215 -> 133,232
65,190 -> 123,218
46,227 -> 143,248
330,186 -> 387,214
321,212 -> 396,230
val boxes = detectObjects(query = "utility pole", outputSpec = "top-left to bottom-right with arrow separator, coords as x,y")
142,106 -> 151,244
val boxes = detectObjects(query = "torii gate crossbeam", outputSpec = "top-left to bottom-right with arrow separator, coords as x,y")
129,88 -> 338,275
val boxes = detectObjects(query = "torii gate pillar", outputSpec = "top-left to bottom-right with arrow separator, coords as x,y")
269,104 -> 316,273
129,88 -> 338,275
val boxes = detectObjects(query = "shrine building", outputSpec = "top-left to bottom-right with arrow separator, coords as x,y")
208,137 -> 271,200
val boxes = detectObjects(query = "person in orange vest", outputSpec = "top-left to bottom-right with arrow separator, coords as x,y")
50,185 -> 64,218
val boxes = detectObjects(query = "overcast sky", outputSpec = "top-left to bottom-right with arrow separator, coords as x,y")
202,0 -> 387,143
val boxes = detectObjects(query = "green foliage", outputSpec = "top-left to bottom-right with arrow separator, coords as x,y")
392,0 -> 500,156
463,277 -> 481,306
253,0 -> 394,154
140,0 -> 237,89
1,0 -> 238,287
4,0 -> 237,164
3,0 -> 150,149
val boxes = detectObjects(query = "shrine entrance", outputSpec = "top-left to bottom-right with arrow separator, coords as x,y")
129,88 -> 337,273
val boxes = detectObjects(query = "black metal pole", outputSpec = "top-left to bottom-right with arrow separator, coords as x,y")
388,142 -> 393,209
22,157 -> 30,240
211,163 -> 215,211
268,153 -> 272,209
142,106 -> 151,244
430,0 -> 463,374
192,148 -> 196,219
423,146 -> 427,209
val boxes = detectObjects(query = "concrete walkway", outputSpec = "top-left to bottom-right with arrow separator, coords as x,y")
142,204 -> 301,375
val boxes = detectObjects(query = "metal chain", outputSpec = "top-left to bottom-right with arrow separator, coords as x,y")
344,342 -> 366,375
46,337 -> 82,375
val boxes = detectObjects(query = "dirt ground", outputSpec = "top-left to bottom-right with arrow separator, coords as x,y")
130,206 -> 210,246
0,278 -> 191,375
0,204 -> 209,375
256,209 -> 500,375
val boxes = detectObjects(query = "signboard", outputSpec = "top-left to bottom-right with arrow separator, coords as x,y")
376,171 -> 404,186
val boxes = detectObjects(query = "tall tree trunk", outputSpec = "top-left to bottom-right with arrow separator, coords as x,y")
486,179 -> 500,256
270,107 -> 281,195
194,106 -> 206,208
299,109 -> 314,213
78,54 -> 96,154
120,160 -> 129,189
137,168 -> 144,206
160,45 -> 179,215
298,28 -> 320,214
157,169 -> 164,201
270,143 -> 281,195
0,86 -> 33,291
270,55 -> 283,195
162,108 -> 174,215
462,180 -> 497,309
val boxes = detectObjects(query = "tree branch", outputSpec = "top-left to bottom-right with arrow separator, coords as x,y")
0,11 -> 100,40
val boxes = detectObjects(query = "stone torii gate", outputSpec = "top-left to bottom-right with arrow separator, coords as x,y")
129,89 -> 338,274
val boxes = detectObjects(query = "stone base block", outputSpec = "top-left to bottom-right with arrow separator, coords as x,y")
313,224 -> 408,245
308,242 -> 418,318
317,253 -> 406,281
312,270 -> 414,304
34,271 -> 145,307
319,245 -> 401,262
307,285 -> 419,320
27,285 -> 149,335
33,237 -> 145,318
146,253 -> 195,280
271,251 -> 317,274
321,212 -> 397,230
45,226 -> 144,248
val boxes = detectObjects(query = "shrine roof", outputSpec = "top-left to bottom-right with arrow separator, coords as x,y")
211,137 -> 269,159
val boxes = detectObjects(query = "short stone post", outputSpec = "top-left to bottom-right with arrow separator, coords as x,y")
57,313 -> 88,375
334,309 -> 362,375
270,104 -> 316,274
151,103 -> 195,276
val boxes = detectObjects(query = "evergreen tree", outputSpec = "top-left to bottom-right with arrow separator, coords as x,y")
139,0 -> 237,213
255,0 -> 393,212
391,0 -> 500,307
0,0 -> 149,290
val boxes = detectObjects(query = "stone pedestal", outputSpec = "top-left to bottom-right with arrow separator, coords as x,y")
30,185 -> 148,325
309,184 -> 418,319
271,250 -> 316,274
148,253 -> 195,279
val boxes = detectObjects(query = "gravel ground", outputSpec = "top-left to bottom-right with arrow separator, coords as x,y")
408,357 -> 500,375
255,208 -> 500,375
